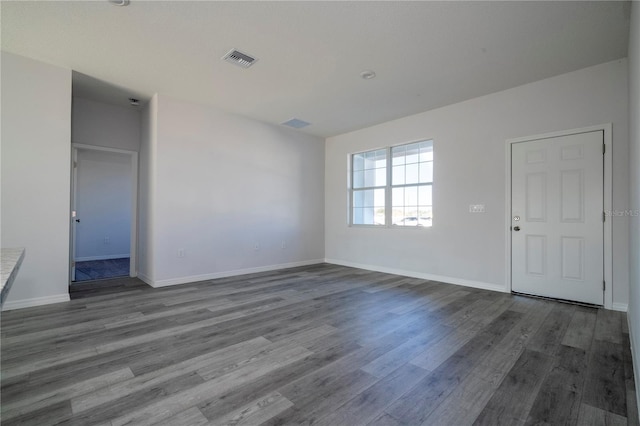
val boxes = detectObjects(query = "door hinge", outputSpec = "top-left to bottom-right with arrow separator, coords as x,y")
603,144 -> 606,155
603,281 -> 606,291
603,211 -> 605,222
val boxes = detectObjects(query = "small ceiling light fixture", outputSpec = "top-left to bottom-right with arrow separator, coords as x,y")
108,0 -> 130,6
128,98 -> 140,106
360,70 -> 376,80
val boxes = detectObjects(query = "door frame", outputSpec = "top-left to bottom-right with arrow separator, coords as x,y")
70,143 -> 139,280
504,124 -> 613,309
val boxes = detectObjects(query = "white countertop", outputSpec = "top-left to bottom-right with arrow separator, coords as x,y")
1,248 -> 25,306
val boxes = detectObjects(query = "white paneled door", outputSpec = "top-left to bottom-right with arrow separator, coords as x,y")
511,131 -> 604,305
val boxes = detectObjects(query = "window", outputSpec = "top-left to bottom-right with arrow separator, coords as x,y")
350,140 -> 433,227
351,149 -> 387,225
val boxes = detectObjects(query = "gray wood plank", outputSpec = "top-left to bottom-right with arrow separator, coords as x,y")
561,306 -> 597,350
385,310 -> 524,424
525,303 -> 575,355
582,340 -> 627,417
208,391 -> 293,426
153,407 -> 209,426
524,345 -> 588,425
576,403 -> 627,426
594,308 -> 623,344
473,349 -> 554,425
315,363 -> 430,426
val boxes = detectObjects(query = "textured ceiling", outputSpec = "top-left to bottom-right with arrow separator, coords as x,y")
1,1 -> 631,137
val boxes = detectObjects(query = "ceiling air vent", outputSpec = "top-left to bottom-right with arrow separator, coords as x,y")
281,118 -> 311,129
222,49 -> 257,69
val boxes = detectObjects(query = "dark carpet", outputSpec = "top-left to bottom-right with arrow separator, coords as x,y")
74,257 -> 130,282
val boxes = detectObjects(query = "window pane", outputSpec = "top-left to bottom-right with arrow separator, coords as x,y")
405,186 -> 418,207
392,165 -> 405,185
363,189 -> 375,207
406,163 -> 419,185
406,144 -> 420,164
392,187 -> 404,207
419,206 -> 433,227
418,185 -> 432,205
375,167 -> 387,186
364,149 -> 386,169
419,206 -> 433,218
353,170 -> 365,188
353,189 -> 385,225
419,161 -> 433,183
364,169 -> 376,187
353,149 -> 386,189
372,189 -> 385,210
353,190 -> 364,208
392,207 -> 405,225
392,146 -> 405,166
354,189 -> 382,208
363,169 -> 384,187
353,207 -> 384,225
420,142 -> 433,162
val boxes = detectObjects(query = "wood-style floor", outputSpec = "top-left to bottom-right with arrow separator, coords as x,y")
1,263 -> 637,425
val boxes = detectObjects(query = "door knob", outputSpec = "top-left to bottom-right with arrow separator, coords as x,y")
513,226 -> 520,231
75,219 -> 80,223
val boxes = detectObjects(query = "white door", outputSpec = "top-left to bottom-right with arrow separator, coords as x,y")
511,131 -> 604,305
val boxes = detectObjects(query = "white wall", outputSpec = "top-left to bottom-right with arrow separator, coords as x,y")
627,0 -> 640,412
1,52 -> 72,309
326,59 -> 630,307
75,149 -> 132,261
140,95 -> 325,286
72,97 -> 141,151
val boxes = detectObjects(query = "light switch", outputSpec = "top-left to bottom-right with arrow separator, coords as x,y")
469,204 -> 485,213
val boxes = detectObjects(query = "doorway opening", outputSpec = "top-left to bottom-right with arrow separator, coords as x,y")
71,144 -> 138,283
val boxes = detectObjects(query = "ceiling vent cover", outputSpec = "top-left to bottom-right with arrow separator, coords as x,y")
281,118 -> 311,129
222,49 -> 257,69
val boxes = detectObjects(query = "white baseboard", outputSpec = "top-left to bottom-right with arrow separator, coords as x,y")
2,293 -> 70,311
148,259 -> 326,288
612,302 -> 628,312
137,273 -> 154,287
75,254 -> 130,262
324,258 -> 508,294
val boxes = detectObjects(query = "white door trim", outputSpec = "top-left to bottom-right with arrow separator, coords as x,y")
504,124 -> 612,309
71,143 -> 139,279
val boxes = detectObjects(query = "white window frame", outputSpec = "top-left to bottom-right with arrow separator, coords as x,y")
349,139 -> 433,228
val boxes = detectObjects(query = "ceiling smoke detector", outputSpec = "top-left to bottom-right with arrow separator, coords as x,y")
281,118 -> 311,129
360,70 -> 376,80
108,0 -> 130,6
222,49 -> 257,69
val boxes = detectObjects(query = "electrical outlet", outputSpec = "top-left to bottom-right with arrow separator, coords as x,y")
254,243 -> 260,251
281,241 -> 287,249
177,248 -> 185,258
104,237 -> 110,244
